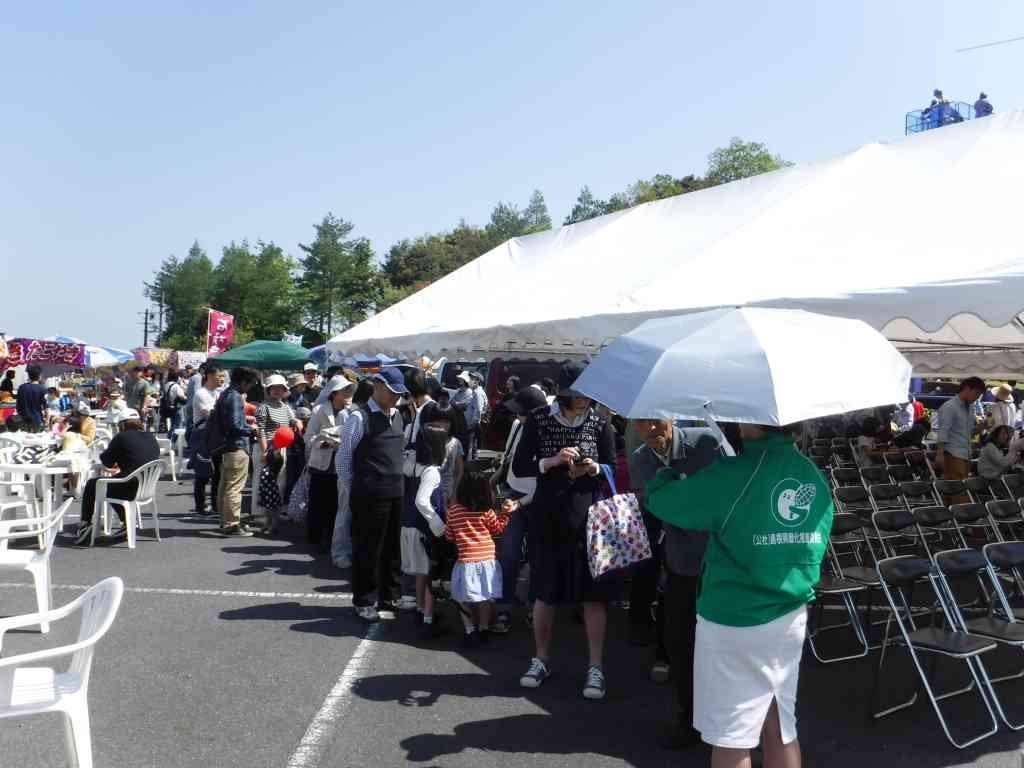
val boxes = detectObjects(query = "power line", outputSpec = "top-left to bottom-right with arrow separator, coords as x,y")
956,34 -> 1024,53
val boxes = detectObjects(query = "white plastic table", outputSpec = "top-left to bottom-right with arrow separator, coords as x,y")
0,463 -> 71,521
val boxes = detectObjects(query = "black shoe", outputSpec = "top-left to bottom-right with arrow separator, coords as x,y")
376,600 -> 398,615
220,525 -> 254,538
73,522 -> 93,546
463,630 -> 479,649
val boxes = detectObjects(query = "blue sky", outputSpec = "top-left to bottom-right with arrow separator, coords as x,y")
3,2 -> 1022,349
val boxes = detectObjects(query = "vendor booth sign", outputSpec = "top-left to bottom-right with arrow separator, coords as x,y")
207,309 -> 235,356
0,338 -> 86,370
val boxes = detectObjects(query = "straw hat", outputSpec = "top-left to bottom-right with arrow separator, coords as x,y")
995,384 -> 1014,402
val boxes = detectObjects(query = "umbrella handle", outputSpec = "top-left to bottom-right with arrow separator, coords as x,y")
703,403 -> 737,458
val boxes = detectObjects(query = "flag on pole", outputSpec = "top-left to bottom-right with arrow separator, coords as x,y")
206,309 -> 235,356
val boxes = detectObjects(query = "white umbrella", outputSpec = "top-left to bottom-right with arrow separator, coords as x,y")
572,307 -> 912,426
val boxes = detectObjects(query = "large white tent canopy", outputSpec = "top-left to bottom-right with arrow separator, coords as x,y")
330,111 -> 1024,376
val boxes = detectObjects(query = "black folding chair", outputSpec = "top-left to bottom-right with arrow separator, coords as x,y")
953,502 -> 1000,544
830,467 -> 863,489
888,465 -> 916,484
1001,472 -> 1024,501
832,444 -> 857,469
871,555 -> 1000,748
965,476 -> 998,505
808,514 -> 870,663
862,466 -> 892,486
985,499 -> 1024,543
935,478 -> 968,506
900,480 -> 939,509
834,485 -> 874,519
905,449 -> 935,480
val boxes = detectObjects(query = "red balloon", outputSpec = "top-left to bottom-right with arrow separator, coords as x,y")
244,402 -> 256,416
272,426 -> 295,449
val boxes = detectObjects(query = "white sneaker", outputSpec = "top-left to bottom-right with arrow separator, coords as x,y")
397,595 -> 418,611
583,665 -> 606,700
355,605 -> 379,622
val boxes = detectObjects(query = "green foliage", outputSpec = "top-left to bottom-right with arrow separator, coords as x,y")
705,138 -> 792,186
145,240 -> 214,347
141,137 -> 790,341
298,214 -> 380,337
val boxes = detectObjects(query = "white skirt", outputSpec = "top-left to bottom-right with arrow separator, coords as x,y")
400,527 -> 431,576
693,606 -> 808,749
451,559 -> 502,603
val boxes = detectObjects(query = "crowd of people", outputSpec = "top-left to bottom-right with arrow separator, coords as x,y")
9,353 -> 1024,766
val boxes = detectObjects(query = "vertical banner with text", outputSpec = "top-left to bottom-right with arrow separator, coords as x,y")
206,309 -> 235,356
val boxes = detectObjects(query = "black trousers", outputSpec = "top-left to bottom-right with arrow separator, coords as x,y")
664,571 -> 700,723
306,471 -> 337,549
629,511 -> 663,626
81,477 -> 136,525
192,459 -> 221,514
351,494 -> 402,607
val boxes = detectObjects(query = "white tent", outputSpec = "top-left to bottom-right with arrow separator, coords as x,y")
330,110 -> 1024,375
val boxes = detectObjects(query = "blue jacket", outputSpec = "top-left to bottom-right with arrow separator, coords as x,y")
216,388 -> 254,452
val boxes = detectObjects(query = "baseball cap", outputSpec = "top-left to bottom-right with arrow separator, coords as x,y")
374,367 -> 409,395
303,362 -> 319,372
457,371 -> 472,384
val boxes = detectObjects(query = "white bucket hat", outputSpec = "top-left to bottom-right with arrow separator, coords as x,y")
264,374 -> 288,389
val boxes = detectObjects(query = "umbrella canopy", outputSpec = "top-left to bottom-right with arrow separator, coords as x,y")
209,340 -> 311,371
43,335 -> 134,368
571,308 -> 912,426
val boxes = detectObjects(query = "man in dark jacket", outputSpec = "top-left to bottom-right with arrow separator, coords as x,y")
629,419 -> 720,751
214,366 -> 259,537
336,367 -> 409,621
74,411 -> 160,544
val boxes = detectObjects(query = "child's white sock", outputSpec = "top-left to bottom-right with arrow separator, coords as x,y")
423,614 -> 433,624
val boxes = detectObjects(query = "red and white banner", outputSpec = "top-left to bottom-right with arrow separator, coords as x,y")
206,309 -> 235,356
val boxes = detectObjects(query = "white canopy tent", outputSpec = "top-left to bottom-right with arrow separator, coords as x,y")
330,110 -> 1024,376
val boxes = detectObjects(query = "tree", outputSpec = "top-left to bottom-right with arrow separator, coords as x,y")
522,189 -> 552,234
485,201 -> 526,244
298,214 -> 380,338
705,138 -> 791,186
564,185 -> 608,225
145,240 -> 214,348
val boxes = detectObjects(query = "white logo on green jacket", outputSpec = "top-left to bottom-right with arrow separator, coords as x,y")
770,478 -> 817,528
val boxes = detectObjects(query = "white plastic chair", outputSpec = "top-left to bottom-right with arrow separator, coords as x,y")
92,460 -> 163,548
0,577 -> 124,768
155,437 -> 177,482
0,497 -> 74,633
0,446 -> 37,520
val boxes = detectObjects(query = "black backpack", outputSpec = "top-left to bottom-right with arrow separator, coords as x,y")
205,395 -> 229,457
160,383 -> 179,418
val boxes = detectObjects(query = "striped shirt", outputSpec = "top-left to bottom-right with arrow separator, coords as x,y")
256,401 -> 295,443
444,504 -> 511,564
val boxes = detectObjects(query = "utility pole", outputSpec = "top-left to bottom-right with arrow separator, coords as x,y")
157,290 -> 165,343
143,308 -> 150,347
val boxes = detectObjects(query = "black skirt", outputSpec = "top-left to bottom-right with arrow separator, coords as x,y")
527,487 -> 616,605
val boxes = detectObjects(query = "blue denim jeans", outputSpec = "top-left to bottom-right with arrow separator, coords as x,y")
496,501 -> 528,609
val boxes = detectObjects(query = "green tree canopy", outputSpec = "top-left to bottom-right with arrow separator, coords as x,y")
705,138 -> 792,186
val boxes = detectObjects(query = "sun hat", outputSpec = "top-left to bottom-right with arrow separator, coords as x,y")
995,384 -> 1014,402
323,375 -> 357,398
287,373 -> 306,388
556,360 -> 588,397
264,374 -> 288,389
374,367 -> 409,395
506,385 -> 549,415
303,362 -> 319,372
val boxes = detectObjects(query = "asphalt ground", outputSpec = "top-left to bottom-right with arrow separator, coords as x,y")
2,473 -> 1024,767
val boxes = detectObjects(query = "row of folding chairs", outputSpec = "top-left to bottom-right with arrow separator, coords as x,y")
809,502 -> 1024,748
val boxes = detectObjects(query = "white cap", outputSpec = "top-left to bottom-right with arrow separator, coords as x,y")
264,374 -> 288,389
457,371 -> 472,384
114,408 -> 140,424
303,362 -> 319,372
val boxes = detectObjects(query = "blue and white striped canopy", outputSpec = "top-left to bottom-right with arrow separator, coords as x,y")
43,336 -> 134,368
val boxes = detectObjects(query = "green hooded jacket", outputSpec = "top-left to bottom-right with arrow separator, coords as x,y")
646,433 -> 833,627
